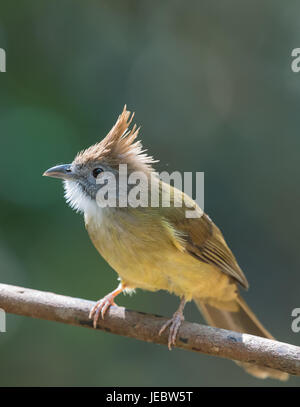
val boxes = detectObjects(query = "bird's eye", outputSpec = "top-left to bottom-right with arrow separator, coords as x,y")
92,168 -> 104,178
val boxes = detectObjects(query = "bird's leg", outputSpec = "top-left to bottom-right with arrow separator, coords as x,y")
89,283 -> 125,328
159,297 -> 186,350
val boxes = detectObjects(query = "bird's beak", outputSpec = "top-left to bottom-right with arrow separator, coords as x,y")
43,164 -> 74,180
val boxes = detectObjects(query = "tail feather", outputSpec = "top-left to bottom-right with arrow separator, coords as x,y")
195,296 -> 289,381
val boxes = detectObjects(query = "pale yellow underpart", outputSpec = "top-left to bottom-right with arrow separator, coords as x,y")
85,206 -> 238,311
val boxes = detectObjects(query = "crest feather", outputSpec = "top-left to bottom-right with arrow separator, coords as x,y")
74,106 -> 157,173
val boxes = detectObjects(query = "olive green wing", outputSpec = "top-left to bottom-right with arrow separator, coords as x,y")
163,205 -> 249,289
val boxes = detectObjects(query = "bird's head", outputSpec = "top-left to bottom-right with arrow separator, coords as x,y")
43,106 -> 157,214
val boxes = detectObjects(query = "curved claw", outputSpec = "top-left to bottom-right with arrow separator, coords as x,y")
159,311 -> 184,350
89,284 -> 125,329
89,295 -> 117,328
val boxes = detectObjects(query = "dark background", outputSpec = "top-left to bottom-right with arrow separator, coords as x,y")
0,0 -> 299,386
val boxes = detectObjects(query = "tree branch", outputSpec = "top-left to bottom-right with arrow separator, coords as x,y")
0,283 -> 299,377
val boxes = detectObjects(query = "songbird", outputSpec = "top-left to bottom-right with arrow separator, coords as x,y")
44,106 -> 288,381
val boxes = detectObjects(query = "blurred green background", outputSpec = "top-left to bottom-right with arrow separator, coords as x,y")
0,0 -> 299,387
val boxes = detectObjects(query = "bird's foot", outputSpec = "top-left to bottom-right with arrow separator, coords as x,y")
89,283 -> 125,328
89,294 -> 117,328
159,309 -> 185,350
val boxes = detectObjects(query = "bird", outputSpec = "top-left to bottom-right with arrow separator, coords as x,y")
43,106 -> 288,381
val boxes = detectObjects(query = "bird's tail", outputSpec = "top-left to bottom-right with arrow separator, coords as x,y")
194,295 -> 289,381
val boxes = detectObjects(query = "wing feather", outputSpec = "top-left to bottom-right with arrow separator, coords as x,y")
163,204 -> 249,289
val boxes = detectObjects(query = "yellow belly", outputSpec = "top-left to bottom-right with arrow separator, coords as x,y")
85,209 -> 238,305
119,250 -> 238,305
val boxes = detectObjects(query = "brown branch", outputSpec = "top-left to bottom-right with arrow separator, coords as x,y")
0,283 -> 299,376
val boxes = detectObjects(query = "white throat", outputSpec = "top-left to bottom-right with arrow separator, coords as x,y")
63,180 -> 104,225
